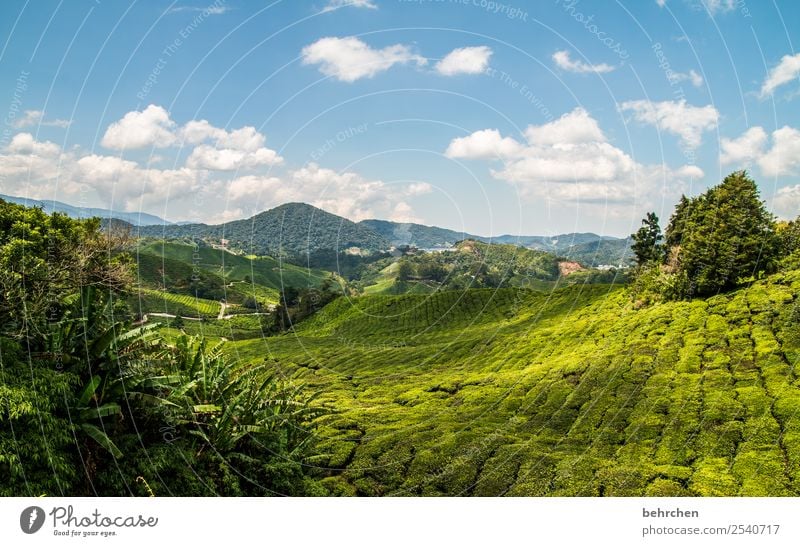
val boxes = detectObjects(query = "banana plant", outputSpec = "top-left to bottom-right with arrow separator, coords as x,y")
159,335 -> 327,462
46,286 -> 165,459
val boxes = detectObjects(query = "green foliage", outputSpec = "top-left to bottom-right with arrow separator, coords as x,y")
0,199 -> 324,496
228,267 -> 800,496
634,172 -> 781,301
672,171 -> 778,296
631,212 -> 663,267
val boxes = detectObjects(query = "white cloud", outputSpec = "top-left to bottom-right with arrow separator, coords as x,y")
10,110 -> 71,129
221,164 -> 430,222
301,36 -> 426,82
720,126 -> 767,165
1,127 -> 429,224
772,184 -> 800,219
552,50 -> 615,74
182,125 -> 283,171
214,126 -> 265,152
179,119 -> 227,144
445,129 -> 524,160
7,132 -> 62,156
101,104 -> 177,150
759,126 -> 800,177
700,0 -> 737,15
186,144 -> 282,171
75,155 -> 202,210
444,108 -> 702,209
759,53 -> 800,98
525,107 -> 606,145
719,125 -> 800,178
101,107 -> 283,170
322,0 -> 377,12
668,69 -> 703,87
0,135 -> 73,195
656,0 -> 667,7
619,99 -> 719,149
435,46 -> 493,76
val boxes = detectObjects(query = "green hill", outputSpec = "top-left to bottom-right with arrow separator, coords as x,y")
228,268 -> 800,496
137,240 -> 330,290
359,219 -> 478,249
138,202 -> 390,256
356,240 -> 618,295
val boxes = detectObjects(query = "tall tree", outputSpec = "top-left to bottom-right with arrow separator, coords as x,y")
664,195 -> 692,249
631,212 -> 663,267
678,171 -> 777,295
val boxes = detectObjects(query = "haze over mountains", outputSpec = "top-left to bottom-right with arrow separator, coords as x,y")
0,193 -> 172,227
2,193 -> 632,266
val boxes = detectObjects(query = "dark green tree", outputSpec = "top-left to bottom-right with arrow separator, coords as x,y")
397,260 -> 414,282
677,171 -> 778,296
631,212 -> 663,267
664,195 -> 692,250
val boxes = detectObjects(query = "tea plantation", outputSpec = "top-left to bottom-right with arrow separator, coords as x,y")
221,268 -> 800,496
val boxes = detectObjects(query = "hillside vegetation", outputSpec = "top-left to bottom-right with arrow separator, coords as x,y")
138,202 -> 389,256
229,268 -> 800,496
356,240 -> 621,295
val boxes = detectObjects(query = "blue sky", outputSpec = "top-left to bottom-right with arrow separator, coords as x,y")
1,0 -> 799,237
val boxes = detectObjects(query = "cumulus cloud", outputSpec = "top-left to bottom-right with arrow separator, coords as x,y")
0,131 -> 428,223
445,129 -> 524,160
322,0 -> 377,12
221,164 -> 431,222
619,99 -> 719,149
772,184 -> 800,219
182,125 -> 283,171
179,119 -> 228,144
10,110 -> 71,129
100,106 -> 283,170
7,132 -> 62,156
435,46 -> 493,76
759,53 -> 800,98
443,107 -> 702,209
186,145 -> 282,171
552,50 -> 615,74
759,126 -> 800,177
0,134 -> 73,196
301,36 -> 426,82
525,107 -> 606,145
720,126 -> 767,166
720,125 -> 800,178
101,105 -> 177,150
668,69 -> 703,88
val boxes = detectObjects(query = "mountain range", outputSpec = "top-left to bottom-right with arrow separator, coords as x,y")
0,193 -> 632,266
0,193 -> 171,226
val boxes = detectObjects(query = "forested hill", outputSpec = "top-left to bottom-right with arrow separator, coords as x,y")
138,202 -> 390,256
133,201 -> 630,263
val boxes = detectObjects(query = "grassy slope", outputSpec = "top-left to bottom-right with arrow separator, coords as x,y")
131,289 -> 220,318
137,240 -> 331,298
226,269 -> 800,496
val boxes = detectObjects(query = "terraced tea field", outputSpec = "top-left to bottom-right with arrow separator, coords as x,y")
132,289 -> 220,318
221,269 -> 800,496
